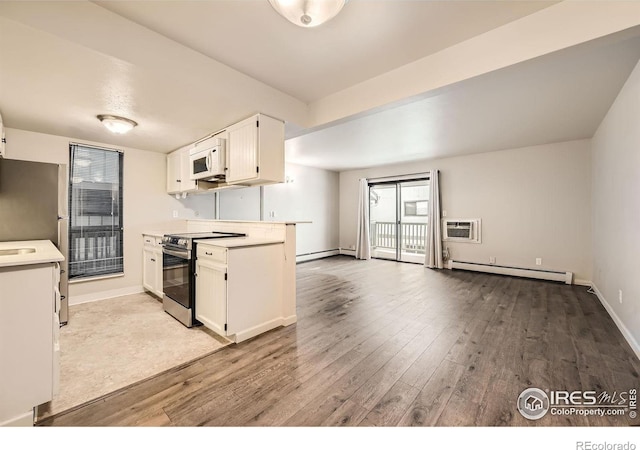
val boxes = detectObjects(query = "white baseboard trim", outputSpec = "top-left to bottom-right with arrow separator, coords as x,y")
0,410 -> 33,427
282,314 -> 297,326
339,248 -> 356,257
591,284 -> 640,362
232,318 -> 286,344
574,279 -> 592,287
69,285 -> 145,306
296,250 -> 340,263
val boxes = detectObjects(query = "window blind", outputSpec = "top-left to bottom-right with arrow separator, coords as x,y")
68,143 -> 123,280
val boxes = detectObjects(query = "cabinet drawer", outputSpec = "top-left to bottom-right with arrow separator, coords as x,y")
143,235 -> 162,247
197,245 -> 227,264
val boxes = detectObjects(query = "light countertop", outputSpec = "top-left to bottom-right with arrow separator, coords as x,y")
143,220 -> 311,238
194,237 -> 284,249
142,231 -> 166,238
0,240 -> 64,268
142,230 -> 187,238
187,219 -> 310,225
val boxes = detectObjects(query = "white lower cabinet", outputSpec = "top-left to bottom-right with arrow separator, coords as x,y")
0,263 -> 59,426
142,235 -> 163,298
195,242 -> 284,343
195,258 -> 228,337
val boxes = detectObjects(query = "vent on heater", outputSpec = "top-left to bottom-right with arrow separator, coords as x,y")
443,219 -> 481,243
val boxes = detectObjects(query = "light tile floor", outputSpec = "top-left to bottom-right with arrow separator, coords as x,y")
37,292 -> 230,420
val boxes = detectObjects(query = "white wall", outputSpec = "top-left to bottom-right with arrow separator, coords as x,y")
591,58 -> 640,355
3,128 -> 190,303
219,187 -> 261,221
217,163 -> 340,257
264,163 -> 339,256
175,193 -> 216,220
340,139 -> 593,282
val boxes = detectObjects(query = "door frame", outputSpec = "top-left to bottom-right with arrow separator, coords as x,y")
368,176 -> 430,264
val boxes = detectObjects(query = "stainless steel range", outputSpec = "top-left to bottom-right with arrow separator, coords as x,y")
161,231 -> 245,327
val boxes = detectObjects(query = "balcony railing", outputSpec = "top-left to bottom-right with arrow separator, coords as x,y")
69,226 -> 123,279
370,221 -> 427,254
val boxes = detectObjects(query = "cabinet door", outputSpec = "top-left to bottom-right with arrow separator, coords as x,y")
226,244 -> 283,339
180,146 -> 197,192
0,265 -> 54,423
153,248 -> 164,298
227,117 -> 258,184
142,248 -> 157,293
195,259 -> 227,336
167,151 -> 182,194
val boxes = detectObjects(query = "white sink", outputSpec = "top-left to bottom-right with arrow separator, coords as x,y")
0,248 -> 36,256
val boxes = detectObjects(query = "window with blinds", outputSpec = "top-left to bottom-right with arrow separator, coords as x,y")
68,143 -> 124,280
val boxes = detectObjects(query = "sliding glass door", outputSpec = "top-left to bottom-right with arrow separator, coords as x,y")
399,180 -> 429,263
369,178 -> 429,263
369,184 -> 397,260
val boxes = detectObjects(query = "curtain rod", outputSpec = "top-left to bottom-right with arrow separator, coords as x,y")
367,171 -> 431,184
70,142 -> 124,153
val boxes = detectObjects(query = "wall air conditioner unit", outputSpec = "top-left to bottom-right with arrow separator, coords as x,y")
443,219 -> 481,243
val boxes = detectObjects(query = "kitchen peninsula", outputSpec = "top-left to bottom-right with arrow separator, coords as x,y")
143,220 -> 297,342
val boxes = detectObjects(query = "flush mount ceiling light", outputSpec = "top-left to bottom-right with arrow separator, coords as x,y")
97,114 -> 138,134
268,0 -> 348,28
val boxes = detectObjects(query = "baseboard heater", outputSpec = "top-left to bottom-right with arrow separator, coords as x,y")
296,249 -> 340,263
447,260 -> 573,284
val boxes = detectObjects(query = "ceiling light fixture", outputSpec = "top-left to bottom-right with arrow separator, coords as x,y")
97,114 -> 138,134
268,0 -> 348,28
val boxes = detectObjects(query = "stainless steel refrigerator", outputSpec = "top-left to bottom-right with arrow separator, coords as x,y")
0,158 -> 69,324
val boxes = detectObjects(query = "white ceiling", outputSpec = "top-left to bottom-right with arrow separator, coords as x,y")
94,0 -> 555,103
287,31 -> 640,170
0,1 -> 639,172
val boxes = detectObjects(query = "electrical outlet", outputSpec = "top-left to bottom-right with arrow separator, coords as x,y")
619,289 -> 623,304
535,258 -> 542,266
489,256 -> 496,264
442,210 -> 447,217
172,210 -> 178,218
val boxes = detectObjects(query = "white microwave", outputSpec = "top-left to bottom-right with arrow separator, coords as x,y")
189,136 -> 226,181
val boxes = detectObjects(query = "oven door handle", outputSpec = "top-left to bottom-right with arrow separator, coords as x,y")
162,247 -> 190,259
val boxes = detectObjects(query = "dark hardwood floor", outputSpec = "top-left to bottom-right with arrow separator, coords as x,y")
39,256 -> 640,426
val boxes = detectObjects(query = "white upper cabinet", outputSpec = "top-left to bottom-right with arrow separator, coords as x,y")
166,113 -> 284,195
167,144 -> 212,195
179,146 -> 197,192
226,114 -> 284,185
226,118 -> 258,183
166,149 -> 182,194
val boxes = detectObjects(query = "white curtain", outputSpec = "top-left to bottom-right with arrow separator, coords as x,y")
425,169 -> 443,268
355,178 -> 371,260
